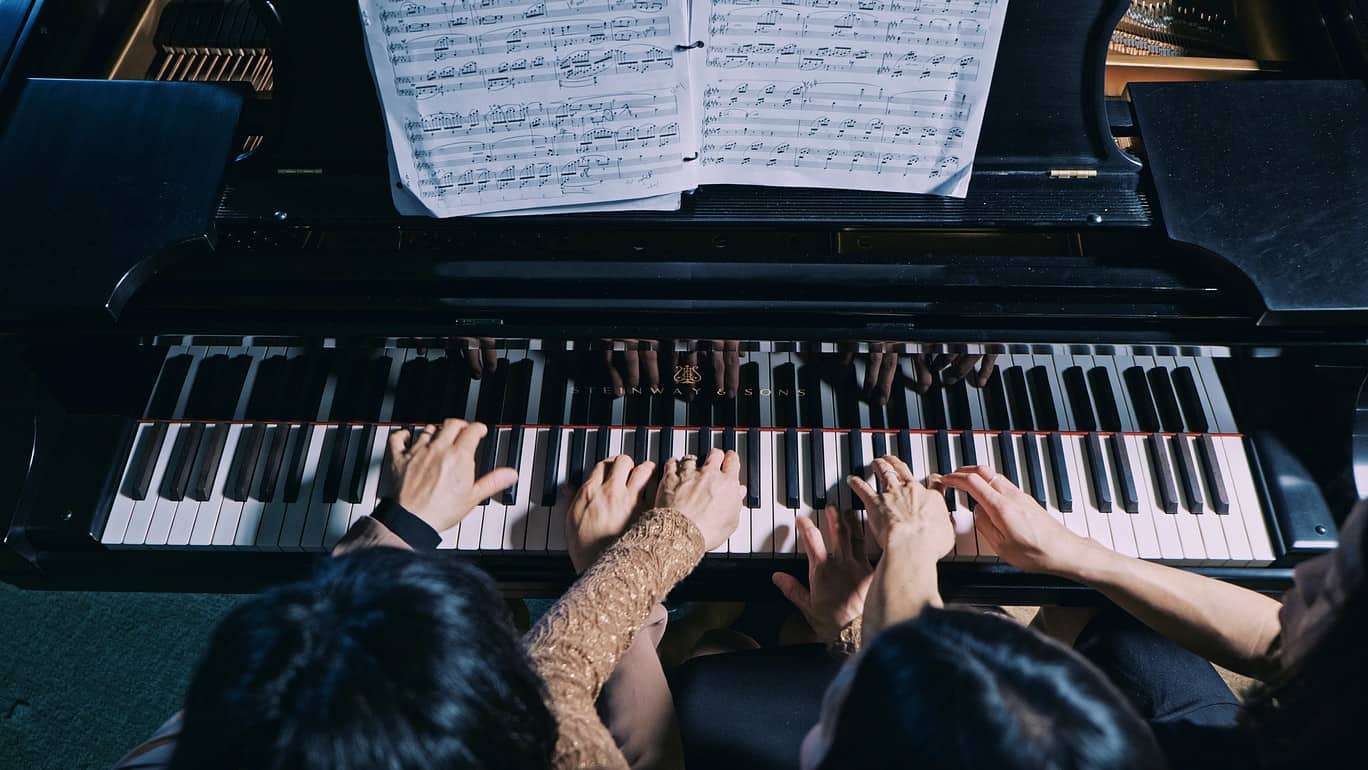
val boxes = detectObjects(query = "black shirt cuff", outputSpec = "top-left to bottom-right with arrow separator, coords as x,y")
371,500 -> 440,551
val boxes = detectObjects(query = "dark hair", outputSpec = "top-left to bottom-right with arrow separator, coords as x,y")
169,549 -> 555,770
1243,521 -> 1368,770
819,608 -> 1166,770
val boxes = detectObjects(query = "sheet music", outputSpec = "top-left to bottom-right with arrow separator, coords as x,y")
690,0 -> 1010,198
358,0 -> 697,217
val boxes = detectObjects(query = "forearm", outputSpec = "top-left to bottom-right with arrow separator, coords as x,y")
527,508 -> 704,769
1067,540 -> 1283,678
597,604 -> 683,770
863,532 -> 943,639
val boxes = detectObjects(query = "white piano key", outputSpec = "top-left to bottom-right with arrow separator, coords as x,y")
1096,436 -> 1140,558
547,427 -> 574,553
504,427 -> 540,550
1220,436 -> 1275,566
753,430 -> 779,556
282,425 -> 330,550
322,425 -> 365,549
1209,436 -> 1254,566
140,424 -> 187,547
249,424 -> 295,550
351,425 -> 392,533
773,430 -> 799,556
1066,434 -> 1113,550
1184,435 -> 1230,565
1118,436 -> 1162,560
822,429 -> 841,514
974,432 -> 999,562
728,429 -> 750,555
1166,437 -> 1209,564
104,423 -> 152,545
793,431 -> 816,551
945,433 -> 977,560
835,429 -> 854,520
194,422 -> 244,547
858,430 -> 876,534
522,428 -> 553,551
1127,434 -> 1182,562
1055,435 -> 1091,540
480,428 -> 514,550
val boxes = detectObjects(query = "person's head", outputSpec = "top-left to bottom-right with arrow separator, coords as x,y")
1244,500 -> 1368,768
801,608 -> 1166,770
169,549 -> 555,770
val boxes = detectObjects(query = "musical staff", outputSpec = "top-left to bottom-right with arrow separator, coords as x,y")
360,0 -> 693,216
694,0 -> 1008,197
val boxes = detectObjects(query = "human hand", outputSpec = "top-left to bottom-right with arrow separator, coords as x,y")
933,465 -> 1092,576
655,448 -> 744,550
847,455 -> 954,559
772,507 -> 874,643
567,455 -> 656,572
387,420 -> 516,533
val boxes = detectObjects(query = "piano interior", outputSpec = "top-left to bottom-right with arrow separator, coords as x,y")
2,0 -> 1365,602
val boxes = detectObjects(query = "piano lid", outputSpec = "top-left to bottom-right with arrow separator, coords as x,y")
1131,79 -> 1368,326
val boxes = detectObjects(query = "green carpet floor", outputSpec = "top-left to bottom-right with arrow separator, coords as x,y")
0,581 -> 245,770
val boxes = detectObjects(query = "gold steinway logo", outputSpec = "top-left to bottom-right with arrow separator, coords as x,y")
673,364 -> 703,385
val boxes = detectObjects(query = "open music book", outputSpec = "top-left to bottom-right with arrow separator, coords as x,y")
358,0 -> 1010,217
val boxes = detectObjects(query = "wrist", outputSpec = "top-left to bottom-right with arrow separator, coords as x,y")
884,523 -> 944,563
1051,536 -> 1115,582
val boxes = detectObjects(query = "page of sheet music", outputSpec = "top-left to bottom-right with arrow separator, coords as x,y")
690,0 -> 1010,198
358,0 -> 697,217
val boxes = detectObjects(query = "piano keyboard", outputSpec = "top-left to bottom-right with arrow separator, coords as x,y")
98,343 -> 1276,566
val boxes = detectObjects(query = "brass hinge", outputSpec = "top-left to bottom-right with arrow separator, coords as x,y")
1049,169 -> 1099,179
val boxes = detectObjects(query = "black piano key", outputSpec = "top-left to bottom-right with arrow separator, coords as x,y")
848,428 -> 865,510
934,429 -> 955,510
1004,366 -> 1034,431
746,427 -> 761,508
594,425 -> 611,464
1108,434 -> 1139,514
123,423 -> 169,500
958,428 -> 977,508
1124,366 -> 1161,433
162,423 -> 204,501
1084,432 -> 1112,513
256,424 -> 290,501
784,427 -> 800,507
897,428 -> 913,472
982,368 -> 1012,429
1196,434 -> 1229,514
1172,368 -> 1210,433
1170,435 -> 1203,514
283,426 -> 314,504
810,429 -> 827,508
1047,433 -> 1072,513
1027,367 -> 1060,431
1087,367 -> 1124,432
698,424 -> 712,455
499,426 -> 526,505
347,425 -> 375,503
1023,432 -> 1048,507
871,428 -> 887,459
922,384 -> 949,430
996,431 -> 1018,487
632,425 -> 648,464
1063,366 -> 1097,432
1148,368 -> 1186,433
147,354 -> 193,419
946,380 -> 973,430
1147,433 -> 1179,514
568,428 -> 587,484
322,425 -> 350,504
189,424 -> 229,501
723,426 -> 736,453
656,423 -> 674,469
542,428 -> 564,506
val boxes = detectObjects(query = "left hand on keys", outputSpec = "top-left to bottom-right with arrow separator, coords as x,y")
566,455 -> 656,573
772,506 -> 874,644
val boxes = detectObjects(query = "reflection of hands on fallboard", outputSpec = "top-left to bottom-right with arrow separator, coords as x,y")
357,0 -> 1010,217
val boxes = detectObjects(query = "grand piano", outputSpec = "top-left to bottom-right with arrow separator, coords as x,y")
1,0 -> 1365,600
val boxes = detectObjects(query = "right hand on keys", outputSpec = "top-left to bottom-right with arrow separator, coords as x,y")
388,420 -> 517,533
655,448 -> 745,550
933,465 -> 1092,576
847,455 -> 954,558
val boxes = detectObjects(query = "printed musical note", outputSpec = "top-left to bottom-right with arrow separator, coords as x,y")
694,0 -> 1008,197
359,0 -> 694,216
